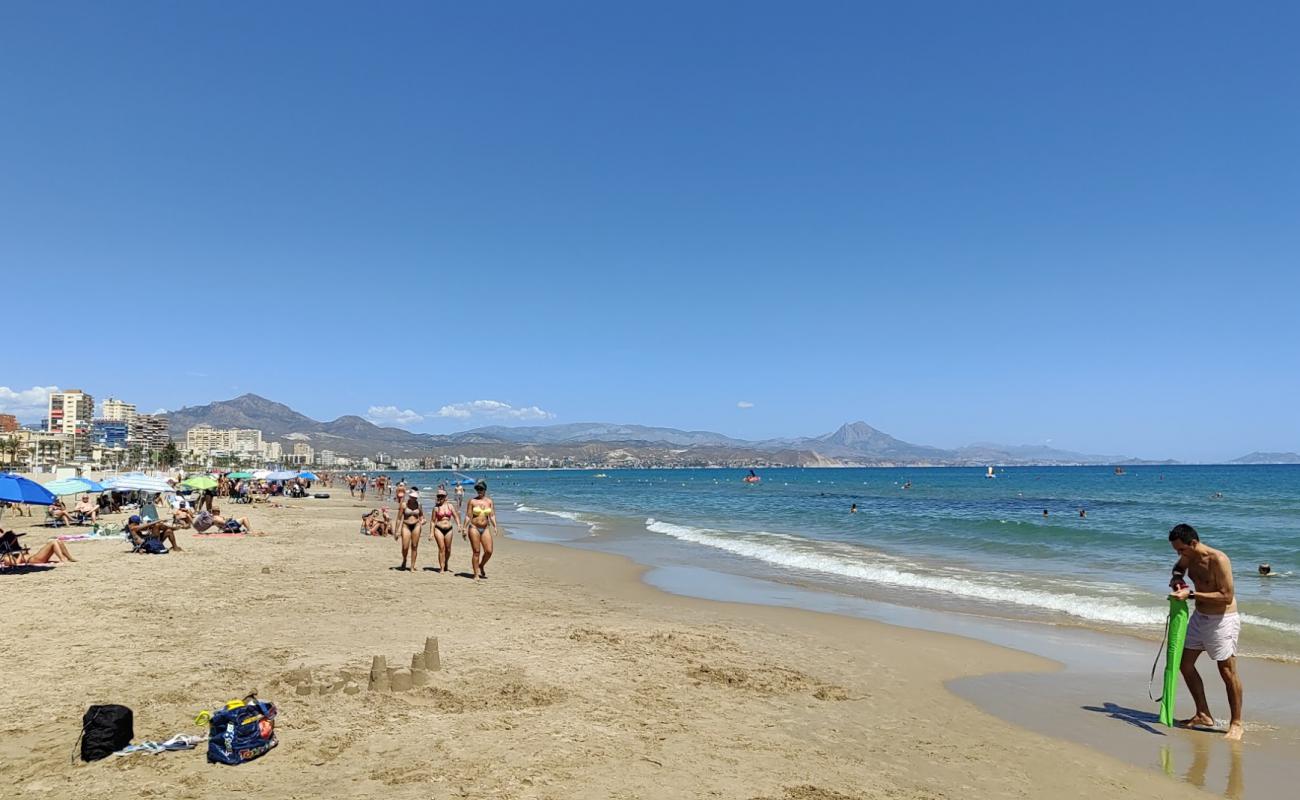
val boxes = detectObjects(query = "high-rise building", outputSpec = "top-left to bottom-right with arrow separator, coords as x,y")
130,414 -> 171,452
100,397 -> 137,422
264,441 -> 283,461
185,424 -> 221,453
91,419 -> 130,450
293,442 -> 314,461
47,389 -> 94,436
0,413 -> 18,433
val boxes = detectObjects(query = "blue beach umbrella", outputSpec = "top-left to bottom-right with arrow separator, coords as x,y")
297,471 -> 319,481
44,477 -> 106,496
0,472 -> 57,506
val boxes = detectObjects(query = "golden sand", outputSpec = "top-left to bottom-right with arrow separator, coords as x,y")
0,493 -> 1207,799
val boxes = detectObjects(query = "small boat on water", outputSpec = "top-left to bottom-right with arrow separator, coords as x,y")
743,469 -> 761,484
592,473 -> 608,479
986,466 -> 996,479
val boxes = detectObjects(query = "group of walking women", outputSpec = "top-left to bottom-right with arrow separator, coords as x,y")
393,479 -> 497,579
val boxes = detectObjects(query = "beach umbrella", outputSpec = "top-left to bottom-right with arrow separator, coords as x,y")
297,471 -> 319,481
252,469 -> 271,479
101,473 -> 175,494
43,477 -> 105,496
228,471 -> 254,479
265,470 -> 299,481
0,472 -> 57,506
182,475 -> 218,491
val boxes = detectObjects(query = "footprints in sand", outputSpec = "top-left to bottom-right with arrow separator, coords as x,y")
688,663 -> 853,700
567,624 -> 856,701
752,785 -> 945,800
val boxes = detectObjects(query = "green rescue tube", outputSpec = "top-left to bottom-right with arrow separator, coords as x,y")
1159,597 -> 1190,727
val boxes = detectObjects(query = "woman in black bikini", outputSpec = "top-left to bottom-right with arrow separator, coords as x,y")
430,488 -> 460,573
397,489 -> 424,571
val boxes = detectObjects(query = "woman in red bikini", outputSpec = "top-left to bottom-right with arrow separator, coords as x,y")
429,488 -> 460,574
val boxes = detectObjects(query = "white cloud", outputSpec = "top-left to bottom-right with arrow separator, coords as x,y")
736,400 -> 755,409
434,400 -> 555,421
0,385 -> 58,421
366,405 -> 425,426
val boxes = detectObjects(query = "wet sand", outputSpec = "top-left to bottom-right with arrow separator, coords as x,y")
0,491 -> 1226,798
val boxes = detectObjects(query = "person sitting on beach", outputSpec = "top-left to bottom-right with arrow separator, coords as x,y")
193,506 -> 260,535
127,515 -> 182,552
170,496 -> 195,529
74,495 -> 99,523
1167,523 -> 1244,741
362,508 -> 391,537
1,530 -> 77,566
47,499 -> 74,526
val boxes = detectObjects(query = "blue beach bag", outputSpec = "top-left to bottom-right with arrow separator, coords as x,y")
206,697 -> 278,765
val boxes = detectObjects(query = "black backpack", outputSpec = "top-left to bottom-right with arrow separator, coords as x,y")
79,705 -> 134,762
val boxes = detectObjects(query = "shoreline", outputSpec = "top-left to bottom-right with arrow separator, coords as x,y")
0,490 -> 1226,798
509,508 -> 1300,798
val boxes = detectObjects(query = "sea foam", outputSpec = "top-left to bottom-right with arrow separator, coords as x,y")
646,518 -> 1171,627
516,505 -> 598,532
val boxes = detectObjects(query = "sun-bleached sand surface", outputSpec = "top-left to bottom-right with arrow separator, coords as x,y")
1,491 -> 1211,799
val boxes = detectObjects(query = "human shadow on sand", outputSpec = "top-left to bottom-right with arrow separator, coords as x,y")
1082,702 -> 1166,735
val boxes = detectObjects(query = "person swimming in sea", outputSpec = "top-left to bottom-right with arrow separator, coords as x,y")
850,503 -> 857,514
1259,564 -> 1272,576
1079,508 -> 1087,518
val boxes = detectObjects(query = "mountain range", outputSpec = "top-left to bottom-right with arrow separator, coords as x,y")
1229,451 -> 1300,465
165,394 -> 1172,466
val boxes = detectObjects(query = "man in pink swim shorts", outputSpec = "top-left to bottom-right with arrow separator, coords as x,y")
1168,523 -> 1244,741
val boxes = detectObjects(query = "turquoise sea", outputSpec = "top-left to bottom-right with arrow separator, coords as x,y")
381,465 -> 1300,660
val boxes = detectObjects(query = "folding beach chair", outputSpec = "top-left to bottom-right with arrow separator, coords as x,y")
139,502 -> 161,524
0,535 -> 29,567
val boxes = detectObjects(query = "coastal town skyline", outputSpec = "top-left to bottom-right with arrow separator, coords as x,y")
2,386 -> 1296,467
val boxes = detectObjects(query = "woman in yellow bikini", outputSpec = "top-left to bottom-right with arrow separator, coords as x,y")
430,488 -> 460,574
463,480 -> 498,580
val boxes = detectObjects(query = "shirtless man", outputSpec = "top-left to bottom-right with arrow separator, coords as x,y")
74,495 -> 99,523
127,515 -> 183,551
1167,523 -> 1244,741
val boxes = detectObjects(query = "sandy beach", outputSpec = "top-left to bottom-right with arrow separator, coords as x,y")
2,491 -> 1223,799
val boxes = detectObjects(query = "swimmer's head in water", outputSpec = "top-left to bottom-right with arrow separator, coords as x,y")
474,480 -> 487,494
1259,564 -> 1272,575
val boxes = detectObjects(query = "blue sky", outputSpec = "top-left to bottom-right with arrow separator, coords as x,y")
2,1 -> 1297,461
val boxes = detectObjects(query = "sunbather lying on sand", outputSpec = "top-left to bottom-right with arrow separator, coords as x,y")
1,530 -> 77,566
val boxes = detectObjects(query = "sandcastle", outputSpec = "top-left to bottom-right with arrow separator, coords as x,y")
368,636 -> 440,693
286,636 -> 441,696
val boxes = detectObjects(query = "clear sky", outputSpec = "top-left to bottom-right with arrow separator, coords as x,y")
2,1 -> 1297,462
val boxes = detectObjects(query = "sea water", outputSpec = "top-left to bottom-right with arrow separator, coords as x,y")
381,465 -> 1300,659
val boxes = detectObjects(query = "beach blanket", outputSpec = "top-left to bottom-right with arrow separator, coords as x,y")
57,532 -> 126,542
